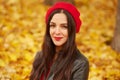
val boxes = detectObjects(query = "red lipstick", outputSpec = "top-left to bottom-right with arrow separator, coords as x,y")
54,37 -> 62,41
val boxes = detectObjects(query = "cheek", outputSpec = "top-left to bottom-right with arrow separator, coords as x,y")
63,30 -> 68,37
63,30 -> 68,40
66,34 -> 68,40
49,29 -> 53,37
66,31 -> 68,39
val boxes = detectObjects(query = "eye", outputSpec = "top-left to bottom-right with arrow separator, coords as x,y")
50,24 -> 56,28
61,24 -> 68,29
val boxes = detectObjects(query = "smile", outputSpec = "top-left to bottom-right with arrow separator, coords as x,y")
54,37 -> 63,41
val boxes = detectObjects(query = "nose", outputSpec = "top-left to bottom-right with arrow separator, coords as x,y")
55,26 -> 60,34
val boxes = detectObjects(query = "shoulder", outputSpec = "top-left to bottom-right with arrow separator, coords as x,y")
74,50 -> 89,66
33,51 -> 43,62
71,50 -> 89,80
32,51 -> 43,66
35,51 -> 43,58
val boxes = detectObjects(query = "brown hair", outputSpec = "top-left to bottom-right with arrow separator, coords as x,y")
30,9 -> 78,80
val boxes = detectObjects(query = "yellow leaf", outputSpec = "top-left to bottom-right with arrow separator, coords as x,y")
0,59 -> 6,67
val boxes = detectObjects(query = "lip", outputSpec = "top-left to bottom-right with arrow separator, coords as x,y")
54,37 -> 63,41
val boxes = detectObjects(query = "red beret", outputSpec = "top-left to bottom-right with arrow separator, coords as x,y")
45,2 -> 82,33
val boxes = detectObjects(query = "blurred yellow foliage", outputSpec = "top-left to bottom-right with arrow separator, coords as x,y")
0,0 -> 120,80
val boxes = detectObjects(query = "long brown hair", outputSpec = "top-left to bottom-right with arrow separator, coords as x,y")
30,9 -> 78,80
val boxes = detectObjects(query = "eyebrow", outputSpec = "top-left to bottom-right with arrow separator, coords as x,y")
50,22 -> 55,24
61,23 -> 67,26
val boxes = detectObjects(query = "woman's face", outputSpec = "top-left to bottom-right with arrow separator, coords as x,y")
49,13 -> 68,48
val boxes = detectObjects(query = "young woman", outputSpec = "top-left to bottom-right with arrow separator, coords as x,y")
30,2 -> 89,80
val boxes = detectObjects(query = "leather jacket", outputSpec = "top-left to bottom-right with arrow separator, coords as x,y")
47,50 -> 89,80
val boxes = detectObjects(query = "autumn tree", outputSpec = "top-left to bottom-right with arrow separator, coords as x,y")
111,0 -> 120,52
44,0 -> 74,5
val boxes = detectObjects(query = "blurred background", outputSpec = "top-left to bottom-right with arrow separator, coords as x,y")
0,0 -> 120,80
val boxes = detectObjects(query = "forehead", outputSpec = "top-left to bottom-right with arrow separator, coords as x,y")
50,13 -> 67,23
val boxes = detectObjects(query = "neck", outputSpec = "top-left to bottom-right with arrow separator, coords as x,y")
56,46 -> 62,53
53,46 -> 62,62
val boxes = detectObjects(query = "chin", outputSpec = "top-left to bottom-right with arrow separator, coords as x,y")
54,44 -> 62,47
